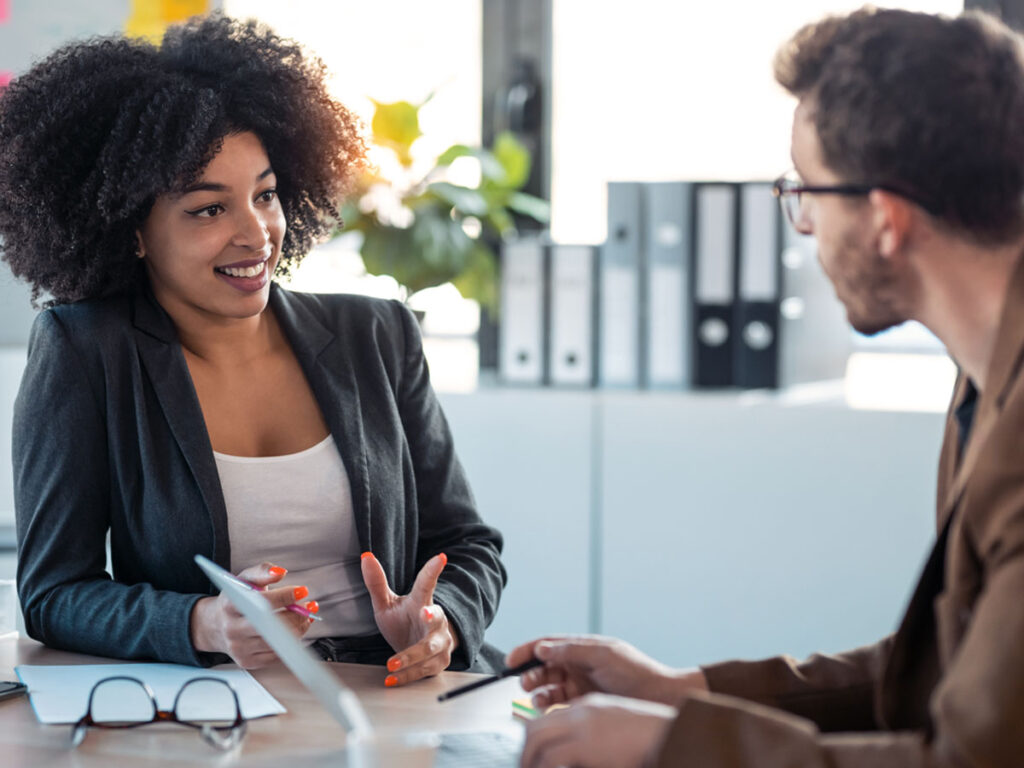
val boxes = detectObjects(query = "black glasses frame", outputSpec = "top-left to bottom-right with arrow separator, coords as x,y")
70,675 -> 247,750
772,172 -> 940,229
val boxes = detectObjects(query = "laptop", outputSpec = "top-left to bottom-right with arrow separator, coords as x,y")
194,554 -> 521,767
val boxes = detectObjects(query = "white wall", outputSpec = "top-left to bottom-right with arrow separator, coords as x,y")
440,389 -> 944,666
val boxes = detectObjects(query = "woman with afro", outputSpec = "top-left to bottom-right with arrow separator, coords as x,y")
0,13 -> 506,680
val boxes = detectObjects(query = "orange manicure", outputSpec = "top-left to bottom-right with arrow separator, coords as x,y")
439,553 -> 447,566
385,675 -> 398,688
268,566 -> 287,577
361,552 -> 373,561
293,586 -> 309,601
387,658 -> 402,672
304,600 -> 320,614
422,607 -> 433,622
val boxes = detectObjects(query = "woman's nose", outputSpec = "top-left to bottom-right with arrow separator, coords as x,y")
231,205 -> 271,249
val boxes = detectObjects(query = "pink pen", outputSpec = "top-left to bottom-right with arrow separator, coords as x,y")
236,576 -> 323,622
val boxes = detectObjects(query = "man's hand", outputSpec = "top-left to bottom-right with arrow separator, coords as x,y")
521,693 -> 676,768
360,551 -> 458,687
507,635 -> 707,708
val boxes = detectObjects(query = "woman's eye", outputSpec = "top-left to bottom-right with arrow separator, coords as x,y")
258,189 -> 277,203
188,205 -> 224,218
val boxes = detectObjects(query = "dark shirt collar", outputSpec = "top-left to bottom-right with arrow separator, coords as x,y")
955,378 -> 979,456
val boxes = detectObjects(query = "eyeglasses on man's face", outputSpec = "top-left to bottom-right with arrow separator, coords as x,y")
71,676 -> 247,750
772,170 -> 939,232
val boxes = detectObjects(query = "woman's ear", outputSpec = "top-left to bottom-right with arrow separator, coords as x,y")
135,231 -> 146,260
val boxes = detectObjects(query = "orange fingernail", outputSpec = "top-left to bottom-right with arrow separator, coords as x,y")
361,552 -> 373,561
304,600 -> 319,614
269,566 -> 287,577
293,586 -> 309,601
439,553 -> 447,566
387,658 -> 402,672
385,675 -> 398,687
422,607 -> 432,621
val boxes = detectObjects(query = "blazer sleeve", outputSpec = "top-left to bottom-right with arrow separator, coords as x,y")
390,301 -> 507,670
699,636 -> 892,732
654,691 -> 931,768
14,311 -> 209,666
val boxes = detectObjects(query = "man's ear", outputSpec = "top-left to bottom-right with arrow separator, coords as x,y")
868,189 -> 913,258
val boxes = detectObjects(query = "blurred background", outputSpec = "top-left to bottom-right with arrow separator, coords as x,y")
0,0 -> 1009,665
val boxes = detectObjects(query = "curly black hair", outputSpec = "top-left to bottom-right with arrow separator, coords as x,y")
0,13 -> 365,305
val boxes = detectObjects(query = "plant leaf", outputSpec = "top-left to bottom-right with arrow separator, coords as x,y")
492,131 -> 531,189
482,207 -> 515,237
429,182 -> 489,216
506,192 -> 551,223
438,144 -> 507,182
371,99 -> 423,157
437,144 -> 474,166
451,243 -> 498,313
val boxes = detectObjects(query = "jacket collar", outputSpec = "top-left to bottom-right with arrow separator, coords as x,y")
266,283 -> 334,358
130,271 -> 177,343
937,252 -> 1024,526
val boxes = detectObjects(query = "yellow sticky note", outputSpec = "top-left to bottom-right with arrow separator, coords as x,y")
126,0 -> 210,43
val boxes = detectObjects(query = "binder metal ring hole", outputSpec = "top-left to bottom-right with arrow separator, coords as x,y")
698,318 -> 730,347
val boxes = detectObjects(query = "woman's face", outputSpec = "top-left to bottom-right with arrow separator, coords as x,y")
138,131 -> 286,327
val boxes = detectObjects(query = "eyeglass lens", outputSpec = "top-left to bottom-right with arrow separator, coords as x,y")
174,679 -> 242,726
782,188 -> 803,226
72,677 -> 244,750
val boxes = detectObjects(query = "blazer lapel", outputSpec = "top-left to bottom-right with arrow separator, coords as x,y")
269,287 -> 374,553
131,287 -> 231,570
880,253 -> 1024,729
937,254 -> 1024,528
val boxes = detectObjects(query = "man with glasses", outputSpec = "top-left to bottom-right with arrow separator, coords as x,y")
511,8 -> 1024,768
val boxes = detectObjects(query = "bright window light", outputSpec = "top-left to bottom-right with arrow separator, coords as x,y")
551,0 -> 964,244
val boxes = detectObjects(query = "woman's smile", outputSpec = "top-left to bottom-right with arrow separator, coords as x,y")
214,252 -> 274,291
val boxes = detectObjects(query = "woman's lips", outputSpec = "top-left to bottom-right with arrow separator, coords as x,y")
214,259 -> 270,292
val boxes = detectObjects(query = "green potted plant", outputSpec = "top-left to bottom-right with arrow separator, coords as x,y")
338,96 -> 550,314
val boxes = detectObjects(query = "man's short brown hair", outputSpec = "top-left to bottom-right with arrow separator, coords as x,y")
775,8 -> 1024,243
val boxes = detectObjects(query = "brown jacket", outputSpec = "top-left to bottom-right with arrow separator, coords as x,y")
656,255 -> 1024,767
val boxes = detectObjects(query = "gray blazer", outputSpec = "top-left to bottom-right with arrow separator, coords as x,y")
14,281 -> 506,670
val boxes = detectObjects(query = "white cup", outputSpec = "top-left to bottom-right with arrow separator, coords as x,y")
345,730 -> 440,768
0,579 -> 16,635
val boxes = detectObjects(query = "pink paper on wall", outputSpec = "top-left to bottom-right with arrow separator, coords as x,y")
0,0 -> 9,24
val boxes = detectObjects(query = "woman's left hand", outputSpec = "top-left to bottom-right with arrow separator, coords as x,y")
360,551 -> 458,687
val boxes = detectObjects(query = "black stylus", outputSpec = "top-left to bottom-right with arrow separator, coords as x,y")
437,657 -> 543,702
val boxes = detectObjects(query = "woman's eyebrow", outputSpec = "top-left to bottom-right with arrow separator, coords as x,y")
177,167 -> 275,196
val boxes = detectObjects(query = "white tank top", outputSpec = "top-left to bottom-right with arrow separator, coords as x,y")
214,435 -> 377,640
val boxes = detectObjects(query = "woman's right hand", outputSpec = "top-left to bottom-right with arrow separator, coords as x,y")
189,562 -> 316,669
506,635 -> 708,709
